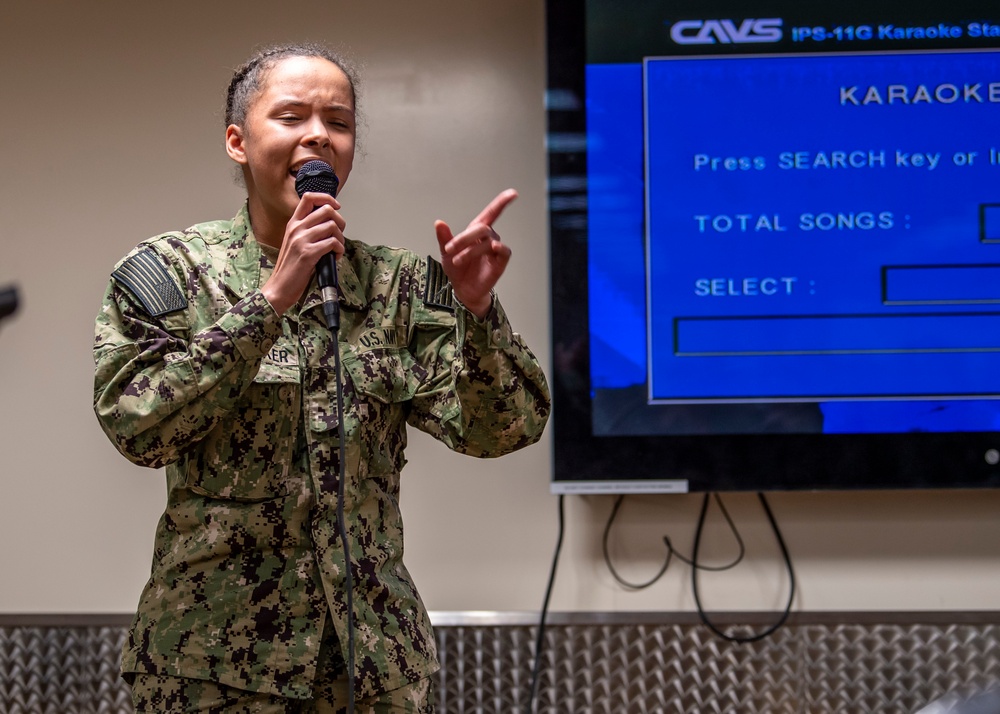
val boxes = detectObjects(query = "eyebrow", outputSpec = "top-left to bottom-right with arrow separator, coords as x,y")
271,98 -> 354,113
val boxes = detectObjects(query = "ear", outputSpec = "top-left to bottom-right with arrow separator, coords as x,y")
225,124 -> 248,165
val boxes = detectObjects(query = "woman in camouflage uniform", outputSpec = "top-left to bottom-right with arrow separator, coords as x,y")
93,43 -> 550,713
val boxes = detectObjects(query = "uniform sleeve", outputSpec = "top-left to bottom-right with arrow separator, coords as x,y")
406,260 -> 551,458
93,266 -> 282,469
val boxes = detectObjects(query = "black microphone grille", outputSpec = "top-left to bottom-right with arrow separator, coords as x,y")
295,160 -> 339,198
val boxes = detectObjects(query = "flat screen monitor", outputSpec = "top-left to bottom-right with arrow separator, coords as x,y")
547,0 -> 1000,493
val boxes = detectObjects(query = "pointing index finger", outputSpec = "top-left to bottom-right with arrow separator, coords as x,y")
472,188 -> 518,228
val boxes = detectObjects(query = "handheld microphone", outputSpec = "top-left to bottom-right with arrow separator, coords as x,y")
295,160 -> 340,331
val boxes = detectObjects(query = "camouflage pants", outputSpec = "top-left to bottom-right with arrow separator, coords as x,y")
129,629 -> 434,713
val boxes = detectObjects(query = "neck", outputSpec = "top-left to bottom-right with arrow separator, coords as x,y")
245,196 -> 287,249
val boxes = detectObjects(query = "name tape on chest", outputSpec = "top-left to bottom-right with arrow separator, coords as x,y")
112,248 -> 188,317
356,326 -> 401,352
265,345 -> 299,366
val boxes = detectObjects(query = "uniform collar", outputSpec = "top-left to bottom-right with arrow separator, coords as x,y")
222,204 -> 262,300
336,249 -> 366,309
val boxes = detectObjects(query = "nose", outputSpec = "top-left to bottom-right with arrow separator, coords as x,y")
301,116 -> 330,148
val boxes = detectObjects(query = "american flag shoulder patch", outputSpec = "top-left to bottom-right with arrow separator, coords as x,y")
112,248 -> 188,317
424,256 -> 455,312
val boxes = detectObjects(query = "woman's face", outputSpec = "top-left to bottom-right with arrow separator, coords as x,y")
226,55 -> 356,232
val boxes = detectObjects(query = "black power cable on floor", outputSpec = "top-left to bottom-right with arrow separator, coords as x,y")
525,494 -> 565,714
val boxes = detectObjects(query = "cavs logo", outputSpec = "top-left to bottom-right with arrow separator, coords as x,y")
670,18 -> 783,45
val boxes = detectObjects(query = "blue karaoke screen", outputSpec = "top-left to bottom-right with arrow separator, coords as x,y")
587,50 -> 1000,435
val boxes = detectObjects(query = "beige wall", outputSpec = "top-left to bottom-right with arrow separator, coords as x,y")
1,0 -> 998,615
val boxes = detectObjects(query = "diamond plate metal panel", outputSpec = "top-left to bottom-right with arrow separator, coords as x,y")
433,622 -> 1000,714
0,626 -> 132,714
2,618 -> 999,713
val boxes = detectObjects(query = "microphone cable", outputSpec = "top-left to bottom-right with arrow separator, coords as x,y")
294,161 -> 355,711
332,335 -> 355,710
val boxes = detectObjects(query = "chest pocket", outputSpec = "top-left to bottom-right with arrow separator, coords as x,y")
185,360 -> 301,502
340,347 -> 420,476
342,347 -> 419,405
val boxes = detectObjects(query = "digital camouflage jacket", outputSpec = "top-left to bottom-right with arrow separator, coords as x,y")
93,205 -> 550,699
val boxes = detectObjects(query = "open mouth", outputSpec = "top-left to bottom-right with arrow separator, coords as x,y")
290,159 -> 333,178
